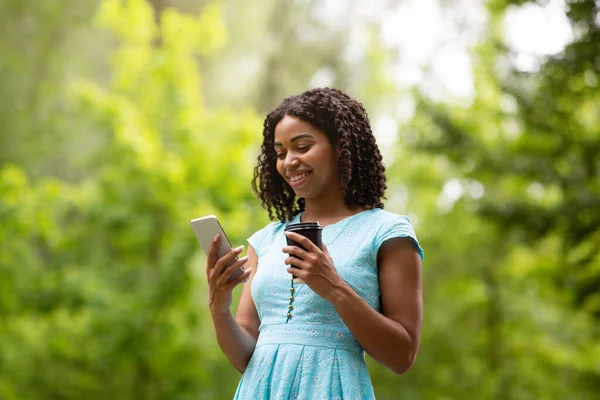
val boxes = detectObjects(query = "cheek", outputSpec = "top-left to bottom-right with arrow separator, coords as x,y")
320,149 -> 339,171
275,159 -> 284,174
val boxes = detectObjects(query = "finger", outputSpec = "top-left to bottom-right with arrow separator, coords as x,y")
284,256 -> 306,270
218,255 -> 249,285
284,231 -> 320,253
282,245 -> 309,259
321,242 -> 332,258
223,267 -> 252,291
206,234 -> 220,270
215,245 -> 244,272
287,267 -> 306,280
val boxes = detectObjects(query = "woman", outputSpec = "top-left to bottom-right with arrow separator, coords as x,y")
206,87 -> 424,399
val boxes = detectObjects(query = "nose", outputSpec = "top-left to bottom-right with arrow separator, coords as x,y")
284,153 -> 300,171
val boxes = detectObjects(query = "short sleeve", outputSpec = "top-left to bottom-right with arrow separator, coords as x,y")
247,222 -> 278,258
376,215 -> 424,260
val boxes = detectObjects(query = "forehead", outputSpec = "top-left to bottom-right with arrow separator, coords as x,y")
273,116 -> 327,143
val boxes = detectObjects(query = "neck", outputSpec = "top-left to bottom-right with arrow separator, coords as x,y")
300,187 -> 357,222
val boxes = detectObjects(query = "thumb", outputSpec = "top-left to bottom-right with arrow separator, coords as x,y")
321,241 -> 330,255
322,242 -> 334,263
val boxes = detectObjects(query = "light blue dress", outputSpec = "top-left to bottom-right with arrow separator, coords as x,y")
233,208 -> 424,400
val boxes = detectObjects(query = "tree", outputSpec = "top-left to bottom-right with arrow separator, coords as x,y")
407,0 -> 600,397
0,1 -> 266,398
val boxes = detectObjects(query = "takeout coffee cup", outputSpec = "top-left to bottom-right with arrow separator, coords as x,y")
284,222 -> 323,284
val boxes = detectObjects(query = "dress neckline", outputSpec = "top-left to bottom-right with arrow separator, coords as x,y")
296,208 -> 377,230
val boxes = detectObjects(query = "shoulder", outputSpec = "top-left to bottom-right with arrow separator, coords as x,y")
249,220 -> 283,242
247,219 -> 289,257
369,209 -> 424,260
366,208 -> 413,231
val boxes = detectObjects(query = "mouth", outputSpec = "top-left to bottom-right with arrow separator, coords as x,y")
288,171 -> 312,188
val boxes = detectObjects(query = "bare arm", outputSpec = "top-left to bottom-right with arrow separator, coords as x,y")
328,237 -> 423,374
283,232 -> 422,375
207,238 -> 261,373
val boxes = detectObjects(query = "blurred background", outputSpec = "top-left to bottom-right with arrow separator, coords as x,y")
0,0 -> 599,398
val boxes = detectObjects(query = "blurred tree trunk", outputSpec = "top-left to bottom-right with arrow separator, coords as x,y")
258,0 -> 297,111
148,0 -> 167,46
25,0 -> 69,117
483,264 -> 507,400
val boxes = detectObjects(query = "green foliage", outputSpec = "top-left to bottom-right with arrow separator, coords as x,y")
0,1 -> 265,398
0,0 -> 598,399
405,0 -> 600,398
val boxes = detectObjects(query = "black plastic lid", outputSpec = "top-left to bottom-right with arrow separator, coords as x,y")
285,222 -> 322,231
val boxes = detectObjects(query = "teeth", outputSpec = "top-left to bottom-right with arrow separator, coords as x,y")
291,172 -> 310,183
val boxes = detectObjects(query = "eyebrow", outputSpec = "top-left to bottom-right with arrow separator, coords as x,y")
274,133 -> 314,147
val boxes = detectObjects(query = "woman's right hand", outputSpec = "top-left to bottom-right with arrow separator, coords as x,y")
206,234 -> 252,316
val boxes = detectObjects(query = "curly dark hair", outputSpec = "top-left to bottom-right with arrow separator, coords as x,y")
252,87 -> 387,223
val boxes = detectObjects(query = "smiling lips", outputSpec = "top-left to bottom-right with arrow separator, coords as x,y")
288,171 -> 312,187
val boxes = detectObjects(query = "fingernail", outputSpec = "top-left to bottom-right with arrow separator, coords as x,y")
235,245 -> 244,252
213,234 -> 219,242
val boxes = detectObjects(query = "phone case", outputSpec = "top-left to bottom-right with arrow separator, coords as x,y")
190,215 -> 245,281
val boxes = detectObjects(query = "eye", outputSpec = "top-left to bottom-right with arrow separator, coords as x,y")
297,145 -> 311,152
276,152 -> 286,160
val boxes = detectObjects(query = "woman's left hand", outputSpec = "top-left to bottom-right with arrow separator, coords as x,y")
282,231 -> 344,300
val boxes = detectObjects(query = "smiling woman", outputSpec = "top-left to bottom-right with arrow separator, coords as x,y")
254,87 -> 388,224
204,87 -> 424,399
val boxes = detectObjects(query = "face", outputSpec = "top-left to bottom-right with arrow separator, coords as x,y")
273,116 -> 341,199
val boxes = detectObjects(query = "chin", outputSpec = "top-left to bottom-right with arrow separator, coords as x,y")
291,188 -> 309,198
292,190 -> 307,198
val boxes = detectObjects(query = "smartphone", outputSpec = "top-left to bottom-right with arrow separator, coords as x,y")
190,215 -> 246,281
